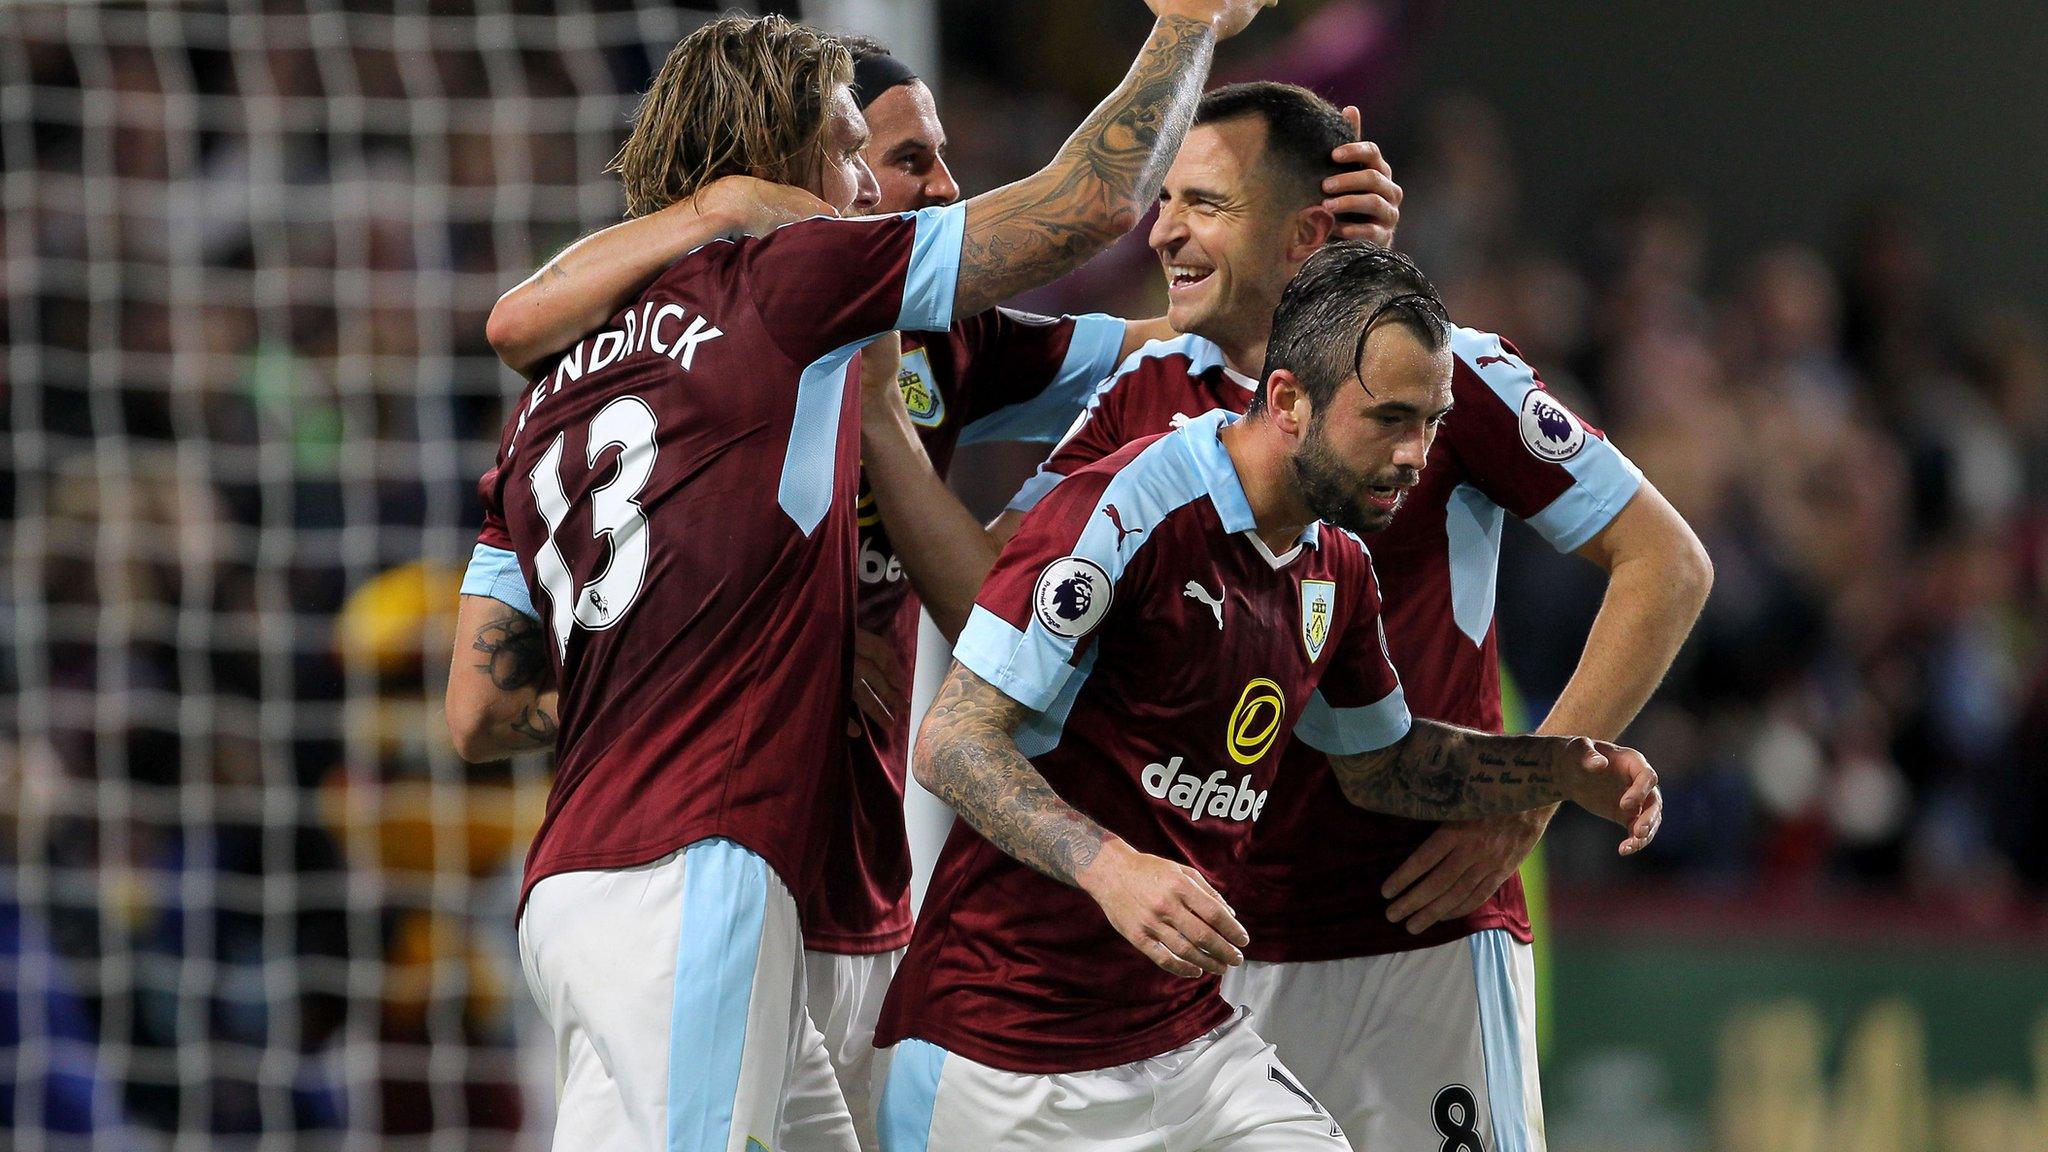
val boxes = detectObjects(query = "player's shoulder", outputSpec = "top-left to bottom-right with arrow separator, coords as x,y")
1448,325 -> 1542,400
1105,332 -> 1228,387
1037,421 -> 1216,538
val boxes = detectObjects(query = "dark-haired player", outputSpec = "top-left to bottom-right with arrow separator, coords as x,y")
860,82 -> 1711,1151
443,4 -> 1279,1148
873,243 -> 1662,1150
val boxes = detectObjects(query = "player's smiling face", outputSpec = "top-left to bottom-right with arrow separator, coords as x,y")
1150,119 -> 1312,350
861,80 -> 959,213
811,84 -> 882,216
1286,322 -> 1453,535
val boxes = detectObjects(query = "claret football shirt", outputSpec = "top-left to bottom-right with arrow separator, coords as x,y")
466,203 -> 967,913
874,410 -> 1410,1073
1002,326 -> 1644,959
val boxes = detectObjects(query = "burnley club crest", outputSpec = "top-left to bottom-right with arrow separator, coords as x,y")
1300,579 -> 1335,662
898,348 -> 944,428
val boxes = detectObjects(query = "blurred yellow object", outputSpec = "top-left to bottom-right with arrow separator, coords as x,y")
334,561 -> 463,676
382,908 -> 515,1034
319,777 -> 548,878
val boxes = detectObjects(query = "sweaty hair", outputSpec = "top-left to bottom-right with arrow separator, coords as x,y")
837,33 -> 892,64
1254,241 -> 1450,414
1192,81 -> 1355,208
610,15 -> 853,218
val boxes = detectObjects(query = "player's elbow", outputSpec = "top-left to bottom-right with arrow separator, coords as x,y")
444,698 -> 498,764
909,724 -> 963,802
484,297 -> 546,378
1665,528 -> 1715,614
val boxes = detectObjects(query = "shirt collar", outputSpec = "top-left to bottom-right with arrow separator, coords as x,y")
1178,410 -> 1320,549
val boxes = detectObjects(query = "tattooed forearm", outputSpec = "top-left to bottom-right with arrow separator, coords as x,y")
1326,720 -> 1567,820
462,608 -> 557,752
913,663 -> 1109,885
508,703 -> 557,746
472,611 -> 552,692
952,15 -> 1215,316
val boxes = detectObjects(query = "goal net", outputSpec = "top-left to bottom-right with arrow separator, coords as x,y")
1,3 -> 721,1147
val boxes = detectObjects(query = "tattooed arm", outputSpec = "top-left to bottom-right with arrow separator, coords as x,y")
1327,721 -> 1664,856
915,661 -> 1249,977
445,594 -> 559,762
951,0 -> 1269,318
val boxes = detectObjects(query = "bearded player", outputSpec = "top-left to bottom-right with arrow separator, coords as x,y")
858,83 -> 1711,1150
463,33 -> 1401,1152
873,243 -> 1662,1150
442,5 -> 1279,1149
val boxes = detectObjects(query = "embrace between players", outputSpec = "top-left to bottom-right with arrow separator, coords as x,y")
444,3 -> 1713,1150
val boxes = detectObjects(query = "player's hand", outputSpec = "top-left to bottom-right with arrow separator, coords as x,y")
1146,0 -> 1276,41
1077,837 -> 1248,978
1323,108 -> 1401,247
1380,807 -> 1552,934
851,628 -> 908,731
1557,738 -> 1662,855
860,332 -> 904,405
697,175 -> 835,237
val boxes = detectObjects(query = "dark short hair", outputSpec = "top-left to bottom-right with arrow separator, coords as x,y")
1193,81 -> 1354,208
1255,241 -> 1450,414
836,33 -> 891,64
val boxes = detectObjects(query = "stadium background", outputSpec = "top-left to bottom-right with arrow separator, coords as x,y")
4,1 -> 2045,1148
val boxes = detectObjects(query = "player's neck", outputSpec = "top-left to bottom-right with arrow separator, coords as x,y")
1217,333 -> 1268,384
1216,415 -> 1314,554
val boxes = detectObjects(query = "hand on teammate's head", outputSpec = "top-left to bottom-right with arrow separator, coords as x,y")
1146,0 -> 1277,41
1323,109 -> 1402,248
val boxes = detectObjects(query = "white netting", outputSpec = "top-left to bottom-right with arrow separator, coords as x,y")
1,3 -> 722,1147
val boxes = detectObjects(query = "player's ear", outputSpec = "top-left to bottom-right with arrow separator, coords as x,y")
1265,369 -> 1310,438
1290,205 -> 1337,262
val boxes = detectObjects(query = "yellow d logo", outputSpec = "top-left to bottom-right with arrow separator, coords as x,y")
1227,678 -> 1286,766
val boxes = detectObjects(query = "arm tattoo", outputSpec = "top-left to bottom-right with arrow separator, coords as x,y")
953,16 -> 1214,317
915,663 -> 1109,886
472,611 -> 557,749
509,703 -> 557,746
472,611 -> 550,691
1326,720 -> 1566,820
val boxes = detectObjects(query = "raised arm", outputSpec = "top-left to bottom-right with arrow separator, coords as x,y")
951,1 -> 1266,317
916,661 -> 1249,977
858,338 -> 1002,639
446,594 -> 558,762
1327,720 -> 1663,856
486,177 -> 831,378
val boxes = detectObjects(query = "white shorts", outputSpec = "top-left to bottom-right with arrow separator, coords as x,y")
876,1009 -> 1348,1151
781,947 -> 903,1152
518,838 -> 834,1152
1221,930 -> 1545,1152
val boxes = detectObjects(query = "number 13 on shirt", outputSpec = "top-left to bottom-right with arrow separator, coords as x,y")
529,395 -> 658,658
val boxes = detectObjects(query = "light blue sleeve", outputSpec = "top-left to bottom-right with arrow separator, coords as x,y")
1293,686 -> 1412,755
460,543 -> 536,621
956,434 -> 1204,713
1523,438 -> 1646,554
957,314 -> 1128,447
895,202 -> 968,334
954,606 -> 1077,714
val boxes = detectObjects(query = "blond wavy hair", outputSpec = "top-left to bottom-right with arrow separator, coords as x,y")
610,15 -> 853,218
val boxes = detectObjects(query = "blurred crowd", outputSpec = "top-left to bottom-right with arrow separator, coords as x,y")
2,0 -> 2044,1143
937,4 -> 2048,913
1397,98 -> 2048,909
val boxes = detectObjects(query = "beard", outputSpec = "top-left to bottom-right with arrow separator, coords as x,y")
1288,418 -> 1413,536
